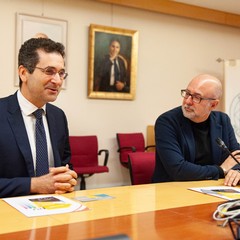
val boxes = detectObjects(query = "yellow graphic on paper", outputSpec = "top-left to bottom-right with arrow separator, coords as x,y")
212,189 -> 240,200
30,196 -> 71,210
33,202 -> 71,210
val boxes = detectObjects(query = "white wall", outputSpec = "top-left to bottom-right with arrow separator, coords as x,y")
1,0 -> 240,189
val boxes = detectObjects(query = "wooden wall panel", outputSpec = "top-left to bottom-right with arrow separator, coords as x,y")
95,0 -> 240,28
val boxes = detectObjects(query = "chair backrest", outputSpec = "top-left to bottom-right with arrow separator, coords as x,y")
146,125 -> 155,152
69,136 -> 98,168
116,133 -> 145,166
128,152 -> 155,185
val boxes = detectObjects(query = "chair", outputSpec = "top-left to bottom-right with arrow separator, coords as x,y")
69,136 -> 109,190
116,132 -> 155,168
128,152 -> 155,185
146,125 -> 155,152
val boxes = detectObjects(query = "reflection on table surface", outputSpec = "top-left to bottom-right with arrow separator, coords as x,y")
0,179 -> 233,240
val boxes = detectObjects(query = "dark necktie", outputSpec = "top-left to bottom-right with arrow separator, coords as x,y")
114,58 -> 120,82
33,109 -> 49,176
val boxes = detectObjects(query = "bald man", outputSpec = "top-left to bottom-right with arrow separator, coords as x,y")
34,32 -> 49,39
152,74 -> 240,186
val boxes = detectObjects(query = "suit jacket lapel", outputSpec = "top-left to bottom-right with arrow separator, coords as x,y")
181,111 -> 222,164
7,93 -> 35,176
46,104 -> 60,166
210,114 -> 222,164
181,118 -> 196,162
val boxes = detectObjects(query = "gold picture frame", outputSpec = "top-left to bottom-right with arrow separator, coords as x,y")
88,24 -> 139,100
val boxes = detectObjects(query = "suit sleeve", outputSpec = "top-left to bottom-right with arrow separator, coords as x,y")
61,112 -> 72,169
0,179 -> 31,198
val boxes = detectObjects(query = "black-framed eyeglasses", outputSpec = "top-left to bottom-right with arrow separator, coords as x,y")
35,66 -> 68,80
181,89 -> 216,104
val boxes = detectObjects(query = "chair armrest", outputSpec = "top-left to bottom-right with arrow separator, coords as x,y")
117,146 -> 136,152
98,149 -> 109,166
145,145 -> 156,151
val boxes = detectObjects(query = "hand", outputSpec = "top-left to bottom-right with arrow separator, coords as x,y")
51,165 -> 77,194
31,165 -> 77,194
115,81 -> 125,91
224,169 -> 240,186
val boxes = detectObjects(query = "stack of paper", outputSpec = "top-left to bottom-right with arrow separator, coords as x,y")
3,195 -> 87,217
189,186 -> 240,200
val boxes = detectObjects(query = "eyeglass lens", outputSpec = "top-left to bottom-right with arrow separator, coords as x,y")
44,67 -> 66,78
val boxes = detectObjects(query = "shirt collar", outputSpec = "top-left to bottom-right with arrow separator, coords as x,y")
17,90 -> 46,116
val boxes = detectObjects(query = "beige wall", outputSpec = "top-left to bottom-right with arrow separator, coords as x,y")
1,0 -> 240,189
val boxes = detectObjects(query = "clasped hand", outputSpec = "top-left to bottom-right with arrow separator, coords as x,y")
31,165 -> 77,194
115,81 -> 125,91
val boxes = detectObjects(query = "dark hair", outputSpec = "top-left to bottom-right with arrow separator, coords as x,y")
109,38 -> 121,46
18,38 -> 65,87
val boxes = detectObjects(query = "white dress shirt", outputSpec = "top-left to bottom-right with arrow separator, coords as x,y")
17,90 -> 54,173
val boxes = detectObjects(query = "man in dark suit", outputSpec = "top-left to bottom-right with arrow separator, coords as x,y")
152,74 -> 240,186
0,38 -> 77,198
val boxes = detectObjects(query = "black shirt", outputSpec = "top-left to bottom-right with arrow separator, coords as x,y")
191,118 -> 213,166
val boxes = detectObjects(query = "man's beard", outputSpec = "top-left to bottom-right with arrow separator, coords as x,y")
182,105 -> 196,120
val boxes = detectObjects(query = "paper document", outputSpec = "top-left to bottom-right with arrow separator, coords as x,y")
74,193 -> 114,202
189,186 -> 240,200
3,195 -> 87,217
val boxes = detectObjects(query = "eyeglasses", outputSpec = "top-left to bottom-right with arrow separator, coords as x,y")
181,89 -> 216,104
35,66 -> 68,80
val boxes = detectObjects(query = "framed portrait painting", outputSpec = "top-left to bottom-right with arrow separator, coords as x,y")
15,13 -> 68,88
88,24 -> 139,100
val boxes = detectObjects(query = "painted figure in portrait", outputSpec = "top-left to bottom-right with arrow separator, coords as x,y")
94,33 -> 132,93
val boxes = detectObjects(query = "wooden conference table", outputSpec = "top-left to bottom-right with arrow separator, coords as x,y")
0,180 -> 236,239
